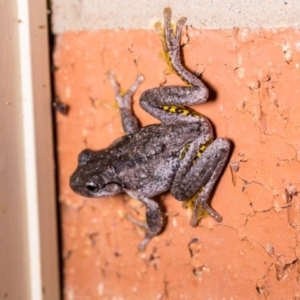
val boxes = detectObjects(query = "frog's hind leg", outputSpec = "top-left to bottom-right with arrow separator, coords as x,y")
171,137 -> 231,226
139,9 -> 209,124
108,71 -> 144,134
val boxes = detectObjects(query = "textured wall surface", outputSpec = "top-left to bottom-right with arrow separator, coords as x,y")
51,0 -> 300,33
53,3 -> 300,299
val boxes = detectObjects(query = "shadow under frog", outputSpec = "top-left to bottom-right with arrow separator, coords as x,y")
70,8 -> 231,251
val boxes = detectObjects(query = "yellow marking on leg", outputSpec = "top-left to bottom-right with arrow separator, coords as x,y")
179,142 -> 191,160
179,140 -> 211,161
120,91 -> 126,97
155,22 -> 176,75
160,105 -> 202,118
196,144 -> 209,159
183,188 -> 208,222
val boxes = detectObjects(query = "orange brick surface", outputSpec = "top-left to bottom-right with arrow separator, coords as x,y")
55,27 -> 300,299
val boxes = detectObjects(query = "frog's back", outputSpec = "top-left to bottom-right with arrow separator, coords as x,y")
102,122 -> 203,196
110,122 -> 202,160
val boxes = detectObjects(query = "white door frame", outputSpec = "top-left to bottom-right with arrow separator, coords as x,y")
1,0 -> 60,299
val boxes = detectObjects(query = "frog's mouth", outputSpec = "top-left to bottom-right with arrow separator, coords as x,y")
70,172 -> 123,198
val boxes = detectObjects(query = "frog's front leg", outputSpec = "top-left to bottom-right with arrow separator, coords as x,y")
171,137 -> 230,226
108,71 -> 144,134
125,190 -> 165,251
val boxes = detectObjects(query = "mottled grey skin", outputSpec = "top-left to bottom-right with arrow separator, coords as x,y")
70,8 -> 230,250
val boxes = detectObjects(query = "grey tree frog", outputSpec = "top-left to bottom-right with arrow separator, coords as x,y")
70,8 -> 231,250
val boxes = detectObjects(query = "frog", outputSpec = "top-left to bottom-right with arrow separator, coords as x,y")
70,8 -> 231,251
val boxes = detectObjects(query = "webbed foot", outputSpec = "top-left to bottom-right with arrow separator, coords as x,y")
163,8 -> 187,53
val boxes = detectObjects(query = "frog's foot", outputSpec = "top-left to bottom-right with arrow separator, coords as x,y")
108,71 -> 144,109
163,8 -> 187,53
126,213 -> 164,251
108,71 -> 144,134
183,189 -> 222,227
190,202 -> 222,227
163,8 -> 206,88
126,213 -> 148,230
126,214 -> 151,251
125,191 -> 165,251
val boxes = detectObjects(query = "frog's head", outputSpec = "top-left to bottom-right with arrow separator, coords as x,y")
70,149 -> 123,198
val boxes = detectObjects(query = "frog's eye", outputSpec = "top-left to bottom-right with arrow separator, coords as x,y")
86,181 -> 99,193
